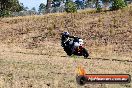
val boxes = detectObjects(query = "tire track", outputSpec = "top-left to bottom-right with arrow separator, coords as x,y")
88,57 -> 132,63
1,50 -> 132,63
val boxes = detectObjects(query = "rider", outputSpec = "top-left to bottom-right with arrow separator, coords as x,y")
61,31 -> 80,53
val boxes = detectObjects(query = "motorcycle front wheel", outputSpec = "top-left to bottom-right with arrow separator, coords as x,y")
82,48 -> 89,59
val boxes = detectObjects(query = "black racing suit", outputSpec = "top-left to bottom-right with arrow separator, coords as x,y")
61,34 -> 79,53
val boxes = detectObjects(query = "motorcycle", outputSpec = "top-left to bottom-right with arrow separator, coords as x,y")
61,36 -> 89,59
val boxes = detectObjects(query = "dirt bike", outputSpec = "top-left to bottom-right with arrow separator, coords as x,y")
61,36 -> 89,59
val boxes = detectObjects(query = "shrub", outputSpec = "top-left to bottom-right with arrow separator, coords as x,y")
0,10 -> 11,17
65,1 -> 77,13
110,0 -> 126,10
96,4 -> 102,12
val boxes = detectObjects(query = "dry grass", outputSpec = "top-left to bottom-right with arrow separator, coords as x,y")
0,6 -> 132,88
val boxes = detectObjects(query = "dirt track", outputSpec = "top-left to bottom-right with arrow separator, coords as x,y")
0,42 -> 132,88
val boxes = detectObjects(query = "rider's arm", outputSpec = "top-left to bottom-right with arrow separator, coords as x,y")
69,35 -> 77,38
64,37 -> 69,44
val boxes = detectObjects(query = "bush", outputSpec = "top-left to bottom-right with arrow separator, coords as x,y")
65,1 -> 77,13
0,10 -> 11,17
96,4 -> 102,12
110,0 -> 126,10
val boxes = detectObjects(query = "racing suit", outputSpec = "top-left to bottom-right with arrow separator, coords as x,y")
61,34 -> 79,53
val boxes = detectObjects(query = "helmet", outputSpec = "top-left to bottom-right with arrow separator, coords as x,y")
63,32 -> 69,36
62,31 -> 70,37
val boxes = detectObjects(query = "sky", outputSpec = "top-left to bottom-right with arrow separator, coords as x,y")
19,0 -> 47,10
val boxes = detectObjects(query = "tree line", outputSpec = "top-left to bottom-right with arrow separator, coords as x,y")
0,0 -> 131,17
42,0 -> 131,13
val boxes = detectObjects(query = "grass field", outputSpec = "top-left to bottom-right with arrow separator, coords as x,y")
0,6 -> 132,88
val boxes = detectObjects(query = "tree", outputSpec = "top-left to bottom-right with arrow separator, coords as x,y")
75,0 -> 85,9
31,7 -> 36,12
38,3 -> 46,14
24,7 -> 29,11
0,0 -> 22,17
95,0 -> 99,8
110,0 -> 126,10
85,0 -> 99,8
46,0 -> 52,13
10,0 -> 22,11
52,0 -> 61,7
101,0 -> 111,9
85,0 -> 96,8
19,3 -> 29,11
65,0 -> 77,13
0,0 -> 22,12
51,0 -> 65,13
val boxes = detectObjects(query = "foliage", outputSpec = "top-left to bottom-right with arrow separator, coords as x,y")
96,3 -> 102,12
52,0 -> 62,7
101,0 -> 111,8
38,3 -> 46,14
85,0 -> 96,8
110,0 -> 127,10
124,0 -> 128,6
19,3 -> 29,11
65,1 -> 77,13
75,0 -> 85,9
0,0 -> 22,17
101,0 -> 111,5
31,7 -> 36,12
0,10 -> 10,17
46,0 -> 52,13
